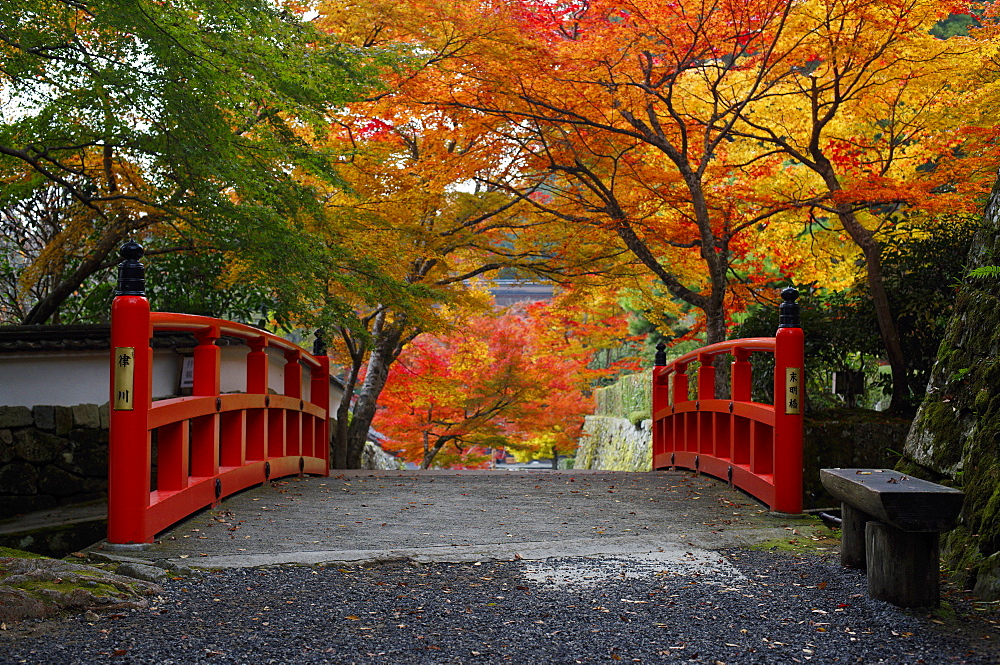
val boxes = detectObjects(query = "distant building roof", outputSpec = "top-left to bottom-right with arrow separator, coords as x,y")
0,324 -> 248,354
489,281 -> 554,307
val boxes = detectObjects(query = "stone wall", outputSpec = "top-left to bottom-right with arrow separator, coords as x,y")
801,411 -> 911,508
594,371 -> 652,422
0,404 -> 109,517
574,416 -> 652,472
0,401 -> 403,519
900,174 -> 1000,599
361,441 -> 405,470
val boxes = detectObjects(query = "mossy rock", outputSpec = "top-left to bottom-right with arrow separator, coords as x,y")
0,546 -> 45,559
627,410 -> 651,427
0,551 -> 162,623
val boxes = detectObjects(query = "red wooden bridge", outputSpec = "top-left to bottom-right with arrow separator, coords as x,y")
652,288 -> 804,514
106,242 -> 330,544
104,242 -> 805,544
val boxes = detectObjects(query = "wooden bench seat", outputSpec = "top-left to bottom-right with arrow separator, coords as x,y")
820,468 -> 964,608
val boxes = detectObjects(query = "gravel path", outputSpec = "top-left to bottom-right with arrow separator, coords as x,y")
3,549 -> 997,664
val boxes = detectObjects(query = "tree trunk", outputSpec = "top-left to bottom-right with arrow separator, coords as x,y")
817,164 -> 909,412
23,226 -> 128,324
330,353 -> 362,470
609,215 -> 732,397
703,290 -> 731,399
851,231 -> 909,411
420,435 -> 455,469
343,312 -> 407,468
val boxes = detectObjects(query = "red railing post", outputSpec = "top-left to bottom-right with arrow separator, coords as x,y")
108,241 -> 152,544
772,287 -> 804,514
731,348 -> 752,403
247,337 -> 269,394
652,343 -> 668,464
696,352 -> 714,457
246,337 -> 269,461
191,325 -> 221,481
673,362 -> 690,457
697,353 -> 715,400
673,363 -> 689,404
311,356 -> 331,469
193,326 -> 222,396
284,349 -> 302,398
284,349 -> 302,457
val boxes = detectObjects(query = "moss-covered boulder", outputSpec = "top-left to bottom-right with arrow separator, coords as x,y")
0,548 -> 161,623
903,174 -> 1000,597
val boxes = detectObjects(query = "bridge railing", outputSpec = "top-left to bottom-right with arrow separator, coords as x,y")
107,242 -> 330,544
652,288 -> 804,513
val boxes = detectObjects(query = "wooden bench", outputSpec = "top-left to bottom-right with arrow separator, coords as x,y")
820,468 -> 964,608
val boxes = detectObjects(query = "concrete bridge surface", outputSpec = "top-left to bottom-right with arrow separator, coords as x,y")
91,470 -> 810,569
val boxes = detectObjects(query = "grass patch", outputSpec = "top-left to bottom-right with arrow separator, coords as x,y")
752,520 -> 841,555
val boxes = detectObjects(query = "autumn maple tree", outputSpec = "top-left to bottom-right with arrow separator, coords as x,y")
302,6 -> 639,468
375,316 -> 538,470
376,299 -> 633,469
318,0 -> 1000,411
727,0 -> 999,410
324,0 -> 835,349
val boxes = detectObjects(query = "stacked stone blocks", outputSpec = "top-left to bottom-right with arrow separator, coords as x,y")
574,416 -> 652,472
0,404 -> 109,517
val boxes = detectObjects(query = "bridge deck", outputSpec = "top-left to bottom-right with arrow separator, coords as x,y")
93,470 -> 804,568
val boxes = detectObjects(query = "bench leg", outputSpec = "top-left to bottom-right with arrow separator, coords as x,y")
865,521 -> 940,608
840,502 -> 871,569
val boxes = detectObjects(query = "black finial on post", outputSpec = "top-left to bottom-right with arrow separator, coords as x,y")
114,240 -> 145,296
312,329 -> 327,357
654,342 -> 667,366
778,286 -> 800,328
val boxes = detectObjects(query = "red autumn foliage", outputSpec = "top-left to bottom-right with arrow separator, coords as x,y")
375,300 -> 637,468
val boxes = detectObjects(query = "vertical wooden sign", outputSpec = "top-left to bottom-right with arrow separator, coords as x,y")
114,347 -> 135,410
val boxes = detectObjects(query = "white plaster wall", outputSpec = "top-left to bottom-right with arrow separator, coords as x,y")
1,347 -> 343,411
0,350 -> 180,406
154,348 -> 183,399
1,351 -> 107,407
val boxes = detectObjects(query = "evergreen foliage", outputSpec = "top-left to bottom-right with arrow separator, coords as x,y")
0,0 -> 392,325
